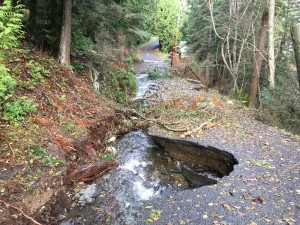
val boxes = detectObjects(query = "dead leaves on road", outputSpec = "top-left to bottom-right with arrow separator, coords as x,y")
143,82 -> 255,138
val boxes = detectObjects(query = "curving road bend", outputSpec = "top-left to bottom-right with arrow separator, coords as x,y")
140,40 -> 161,61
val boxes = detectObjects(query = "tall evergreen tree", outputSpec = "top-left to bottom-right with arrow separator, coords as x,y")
154,0 -> 180,52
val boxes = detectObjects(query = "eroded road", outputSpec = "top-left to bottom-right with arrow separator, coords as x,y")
60,42 -> 300,225
122,78 -> 300,225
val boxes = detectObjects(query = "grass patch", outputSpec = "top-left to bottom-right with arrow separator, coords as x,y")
148,68 -> 173,79
57,114 -> 86,138
156,50 -> 169,59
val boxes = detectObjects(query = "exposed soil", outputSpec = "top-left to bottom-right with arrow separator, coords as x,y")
149,133 -> 238,177
0,48 -> 129,224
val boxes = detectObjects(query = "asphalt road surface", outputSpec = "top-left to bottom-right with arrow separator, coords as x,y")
140,40 -> 161,61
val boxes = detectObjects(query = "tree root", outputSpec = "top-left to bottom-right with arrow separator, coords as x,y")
131,110 -> 188,132
161,123 -> 188,132
105,199 -> 117,223
0,199 -> 43,225
184,115 -> 217,136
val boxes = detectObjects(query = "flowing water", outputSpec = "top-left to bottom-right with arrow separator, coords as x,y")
133,74 -> 153,100
107,131 -> 187,224
59,67 -> 235,224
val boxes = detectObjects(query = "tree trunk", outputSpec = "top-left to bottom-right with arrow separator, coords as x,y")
291,23 -> 300,91
249,10 -> 269,107
268,0 -> 275,88
205,24 -> 212,86
58,0 -> 72,66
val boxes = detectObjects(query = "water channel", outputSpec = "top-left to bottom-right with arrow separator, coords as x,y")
59,65 -> 237,225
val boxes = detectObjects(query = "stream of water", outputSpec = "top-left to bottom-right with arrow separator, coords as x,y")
133,74 -> 153,100
60,69 -> 227,224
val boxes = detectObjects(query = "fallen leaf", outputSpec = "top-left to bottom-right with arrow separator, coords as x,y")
191,101 -> 197,110
222,203 -> 235,212
174,99 -> 181,108
33,117 -> 51,126
248,222 -> 257,225
211,212 -> 223,218
205,123 -> 217,129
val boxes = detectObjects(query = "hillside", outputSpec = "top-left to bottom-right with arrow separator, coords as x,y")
0,47 -> 124,224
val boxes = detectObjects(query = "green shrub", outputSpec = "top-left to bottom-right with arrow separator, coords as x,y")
101,154 -> 116,161
30,145 -> 64,167
0,65 -> 16,108
259,54 -> 300,134
261,86 -> 300,134
148,68 -> 172,79
102,68 -> 137,101
229,89 -> 250,107
27,60 -> 51,78
30,145 -> 47,157
0,0 -> 24,49
42,156 -> 64,167
114,69 -> 137,99
2,96 -> 38,122
71,19 -> 93,56
0,0 -> 25,112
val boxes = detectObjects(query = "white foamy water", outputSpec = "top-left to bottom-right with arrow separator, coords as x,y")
120,159 -> 150,174
105,131 -> 167,224
133,73 -> 153,100
109,131 -> 164,203
133,181 -> 155,200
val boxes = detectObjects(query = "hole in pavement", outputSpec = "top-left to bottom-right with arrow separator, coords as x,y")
149,134 -> 238,189
59,131 -> 238,225
110,131 -> 238,203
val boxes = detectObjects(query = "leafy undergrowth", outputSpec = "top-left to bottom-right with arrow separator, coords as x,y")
0,47 -> 128,224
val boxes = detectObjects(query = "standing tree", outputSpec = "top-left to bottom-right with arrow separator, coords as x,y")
208,0 -> 253,91
249,9 -> 269,107
154,0 -> 180,52
205,24 -> 212,86
58,0 -> 72,65
268,0 -> 275,88
291,23 -> 300,91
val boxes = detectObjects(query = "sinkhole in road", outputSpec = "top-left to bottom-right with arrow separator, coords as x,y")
110,131 -> 238,204
59,131 -> 238,225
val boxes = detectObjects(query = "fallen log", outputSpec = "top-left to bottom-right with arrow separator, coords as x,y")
69,161 -> 119,183
186,78 -> 207,89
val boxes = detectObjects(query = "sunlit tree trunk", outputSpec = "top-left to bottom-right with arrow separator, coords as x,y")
58,0 -> 72,66
291,23 -> 300,91
250,10 -> 269,107
268,0 -> 275,88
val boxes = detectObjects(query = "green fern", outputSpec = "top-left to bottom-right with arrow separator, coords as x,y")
0,0 -> 25,49
0,65 -> 16,107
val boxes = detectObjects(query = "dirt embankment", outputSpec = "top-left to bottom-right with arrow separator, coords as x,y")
0,48 -> 128,224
